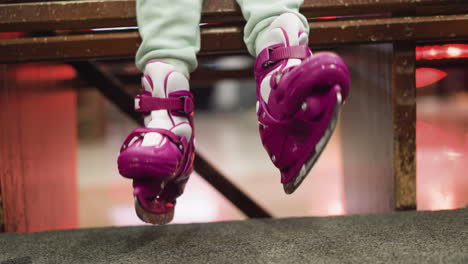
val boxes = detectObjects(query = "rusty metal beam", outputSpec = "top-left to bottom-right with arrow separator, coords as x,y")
392,42 -> 417,210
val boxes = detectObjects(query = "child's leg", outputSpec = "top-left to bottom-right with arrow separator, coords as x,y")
135,0 -> 203,76
236,1 -> 351,194
118,0 -> 203,225
235,0 -> 309,56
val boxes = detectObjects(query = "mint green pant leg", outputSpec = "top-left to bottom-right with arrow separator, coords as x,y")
235,0 -> 309,56
135,0 -> 204,76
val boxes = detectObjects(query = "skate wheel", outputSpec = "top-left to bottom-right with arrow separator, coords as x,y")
134,197 -> 175,225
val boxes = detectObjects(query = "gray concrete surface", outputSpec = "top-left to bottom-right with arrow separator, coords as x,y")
0,209 -> 467,263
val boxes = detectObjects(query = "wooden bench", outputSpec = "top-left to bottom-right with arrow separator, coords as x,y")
1,0 -> 468,232
2,0 -> 468,60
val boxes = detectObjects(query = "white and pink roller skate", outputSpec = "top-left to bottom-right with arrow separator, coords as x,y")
117,61 -> 195,224
254,13 -> 351,194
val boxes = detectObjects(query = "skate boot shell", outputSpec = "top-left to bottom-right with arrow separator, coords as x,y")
117,61 -> 195,224
255,13 -> 351,194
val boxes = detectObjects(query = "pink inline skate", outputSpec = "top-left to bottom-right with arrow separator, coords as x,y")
254,13 -> 351,194
117,61 -> 195,224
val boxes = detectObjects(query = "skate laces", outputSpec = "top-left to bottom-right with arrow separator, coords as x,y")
270,66 -> 296,89
120,127 -> 185,153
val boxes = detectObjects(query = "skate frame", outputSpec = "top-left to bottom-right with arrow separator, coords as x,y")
1,0 -> 468,232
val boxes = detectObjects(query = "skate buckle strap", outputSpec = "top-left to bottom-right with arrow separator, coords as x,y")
256,45 -> 311,69
120,127 -> 182,152
135,92 -> 194,114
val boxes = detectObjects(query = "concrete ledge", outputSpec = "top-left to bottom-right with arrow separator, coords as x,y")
0,209 -> 467,263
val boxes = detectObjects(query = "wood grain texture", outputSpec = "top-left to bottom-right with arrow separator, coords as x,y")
2,14 -> 468,62
0,63 -> 79,232
1,0 -> 468,31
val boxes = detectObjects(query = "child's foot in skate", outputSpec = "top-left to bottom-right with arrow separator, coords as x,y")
254,13 -> 351,194
117,61 -> 195,224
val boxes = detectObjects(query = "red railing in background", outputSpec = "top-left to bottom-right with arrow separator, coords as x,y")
415,44 -> 468,88
416,68 -> 447,88
416,44 -> 468,60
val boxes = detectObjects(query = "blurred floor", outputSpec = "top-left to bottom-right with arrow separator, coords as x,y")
416,92 -> 468,211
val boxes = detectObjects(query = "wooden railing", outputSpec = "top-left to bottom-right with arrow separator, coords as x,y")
1,0 -> 468,61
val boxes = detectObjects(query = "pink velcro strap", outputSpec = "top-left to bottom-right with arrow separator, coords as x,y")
256,45 -> 311,69
269,45 -> 310,62
135,95 -> 194,114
